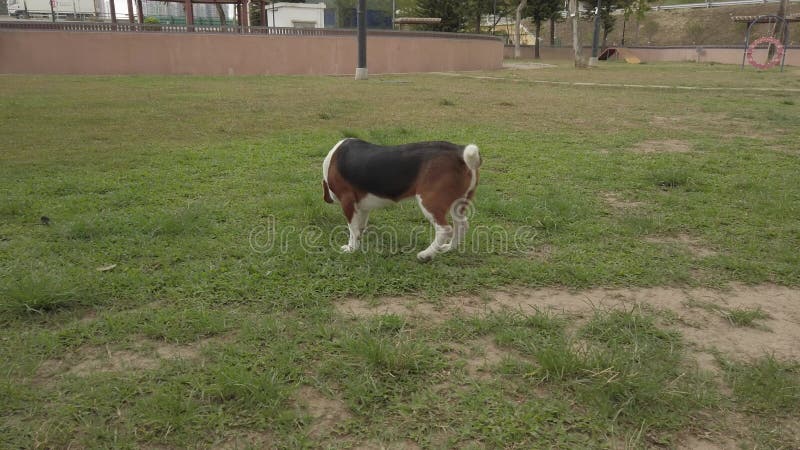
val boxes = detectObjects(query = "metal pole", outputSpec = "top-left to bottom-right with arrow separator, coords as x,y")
391,0 -> 395,29
355,0 -> 367,80
589,0 -> 601,65
50,0 -> 55,22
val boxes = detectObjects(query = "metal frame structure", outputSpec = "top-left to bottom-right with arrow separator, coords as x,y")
103,0 -> 269,29
736,14 -> 791,71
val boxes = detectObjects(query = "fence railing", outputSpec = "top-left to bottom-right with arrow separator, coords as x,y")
0,20 -> 503,41
653,0 -> 799,10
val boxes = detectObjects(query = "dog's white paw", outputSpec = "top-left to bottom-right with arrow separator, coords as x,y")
416,250 -> 435,262
439,243 -> 452,252
341,244 -> 355,253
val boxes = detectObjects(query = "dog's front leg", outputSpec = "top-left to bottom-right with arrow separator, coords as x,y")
340,199 -> 363,253
343,211 -> 366,253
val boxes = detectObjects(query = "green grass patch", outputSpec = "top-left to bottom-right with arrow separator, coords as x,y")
1,64 -> 799,447
722,355 -> 800,414
685,299 -> 771,328
723,306 -> 770,327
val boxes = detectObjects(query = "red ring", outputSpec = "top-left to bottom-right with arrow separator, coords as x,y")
747,36 -> 784,70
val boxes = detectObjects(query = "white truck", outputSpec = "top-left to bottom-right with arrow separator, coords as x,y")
8,0 -> 98,19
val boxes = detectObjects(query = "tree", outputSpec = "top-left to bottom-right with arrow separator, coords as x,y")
464,0 -> 506,33
415,0 -> 505,33
582,0 -> 649,47
487,0 -> 521,34
770,0 -> 790,58
216,4 -> 227,27
549,11 -> 563,46
641,19 -> 659,43
415,0 -> 467,31
514,0 -> 527,57
619,0 -> 648,45
569,0 -> 585,67
525,0 -> 562,58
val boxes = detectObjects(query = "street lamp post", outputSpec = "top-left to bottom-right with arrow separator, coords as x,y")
589,0 -> 601,65
355,0 -> 367,80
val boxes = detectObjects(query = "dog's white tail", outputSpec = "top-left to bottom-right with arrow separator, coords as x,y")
463,144 -> 481,172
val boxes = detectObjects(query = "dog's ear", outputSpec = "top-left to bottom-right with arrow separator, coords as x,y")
322,180 -> 334,204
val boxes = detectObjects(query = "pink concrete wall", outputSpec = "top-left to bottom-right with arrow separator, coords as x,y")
0,30 -> 503,75
626,47 -> 800,67
504,45 -> 799,66
504,46 -> 583,60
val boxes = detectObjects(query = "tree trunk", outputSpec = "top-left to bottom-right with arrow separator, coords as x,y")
777,0 -> 788,22
549,17 -> 555,46
514,0 -> 527,58
569,0 -> 585,67
476,0 -> 482,33
769,0 -> 789,58
135,0 -> 143,23
776,0 -> 789,44
216,4 -> 226,29
534,20 -> 541,59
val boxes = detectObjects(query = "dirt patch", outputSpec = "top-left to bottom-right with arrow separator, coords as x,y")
78,309 -> 98,324
645,233 -> 718,258
632,139 -> 692,154
336,297 -> 475,324
446,336 -> 512,380
677,434 -> 738,450
337,284 -> 800,361
297,386 -> 351,438
650,112 -> 776,141
69,347 -> 159,375
353,440 -> 421,450
155,342 -> 202,360
503,62 -> 556,70
525,244 -> 554,261
35,336 -> 220,381
771,144 -> 800,156
693,351 -> 719,374
216,431 -> 275,450
602,192 -> 646,210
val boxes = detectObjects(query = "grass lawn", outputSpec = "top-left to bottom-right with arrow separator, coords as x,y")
1,61 -> 799,448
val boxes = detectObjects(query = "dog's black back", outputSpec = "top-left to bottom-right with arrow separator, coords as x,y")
335,139 -> 463,199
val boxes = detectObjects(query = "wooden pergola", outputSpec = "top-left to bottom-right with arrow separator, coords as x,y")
108,0 -> 273,28
731,13 -> 800,23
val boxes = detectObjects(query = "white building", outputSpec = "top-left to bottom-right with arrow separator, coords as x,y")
265,2 -> 325,28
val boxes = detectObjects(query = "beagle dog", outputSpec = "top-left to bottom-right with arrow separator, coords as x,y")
322,138 -> 481,261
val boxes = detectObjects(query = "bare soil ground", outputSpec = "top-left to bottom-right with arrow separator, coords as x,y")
632,139 -> 693,154
333,284 -> 800,448
35,336 -> 220,382
337,284 -> 800,362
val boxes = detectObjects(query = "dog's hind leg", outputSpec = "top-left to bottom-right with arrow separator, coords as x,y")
416,195 -> 453,262
441,199 -> 470,252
